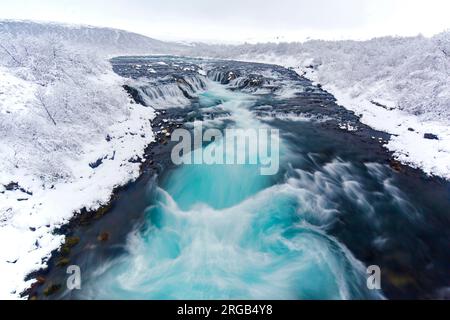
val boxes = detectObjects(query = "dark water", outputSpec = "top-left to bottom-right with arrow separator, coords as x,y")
32,56 -> 450,300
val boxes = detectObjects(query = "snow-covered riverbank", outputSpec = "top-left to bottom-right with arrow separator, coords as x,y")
189,33 -> 450,179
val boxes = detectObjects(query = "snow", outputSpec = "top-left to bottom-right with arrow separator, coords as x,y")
338,122 -> 358,132
306,69 -> 450,179
188,32 -> 450,180
0,20 -> 187,56
0,23 -> 157,299
1,19 -> 449,299
0,68 -> 37,113
326,85 -> 450,178
257,111 -> 332,123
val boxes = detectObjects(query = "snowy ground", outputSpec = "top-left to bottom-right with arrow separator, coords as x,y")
322,84 -> 450,179
0,31 -> 157,298
271,56 -> 450,180
191,33 -> 450,179
0,98 -> 155,299
0,70 -> 156,299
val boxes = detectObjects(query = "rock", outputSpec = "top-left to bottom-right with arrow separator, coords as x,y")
424,133 -> 439,140
123,85 -> 147,106
389,160 -> 403,172
60,245 -> 70,256
56,258 -> 70,267
370,100 -> 392,110
97,232 -> 110,242
65,236 -> 80,247
94,203 -> 112,219
36,276 -> 46,285
4,182 -> 19,191
43,284 -> 61,296
89,158 -> 103,169
385,271 -> 417,289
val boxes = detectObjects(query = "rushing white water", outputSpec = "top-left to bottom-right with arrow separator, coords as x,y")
131,74 -> 208,109
77,80 -> 385,300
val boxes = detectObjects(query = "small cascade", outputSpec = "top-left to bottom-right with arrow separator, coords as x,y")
124,74 -> 208,109
174,75 -> 208,98
74,58 -> 386,300
41,56 -> 450,301
207,68 -> 265,90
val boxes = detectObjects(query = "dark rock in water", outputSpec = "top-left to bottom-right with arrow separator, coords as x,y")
424,133 -> 439,140
65,237 -> 80,248
97,232 -> 110,242
60,236 -> 80,256
385,270 -> 417,289
59,237 -> 80,256
43,284 -> 61,296
94,203 -> 113,219
228,71 -> 237,81
408,128 -> 415,132
56,258 -> 70,267
36,276 -> 46,285
389,160 -> 403,172
60,245 -> 71,256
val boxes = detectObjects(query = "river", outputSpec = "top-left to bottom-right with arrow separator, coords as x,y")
29,56 -> 450,300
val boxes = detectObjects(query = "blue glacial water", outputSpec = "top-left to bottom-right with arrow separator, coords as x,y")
41,57 -> 450,300
77,78 -> 382,300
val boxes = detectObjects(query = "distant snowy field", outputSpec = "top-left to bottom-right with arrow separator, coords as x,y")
190,33 -> 450,179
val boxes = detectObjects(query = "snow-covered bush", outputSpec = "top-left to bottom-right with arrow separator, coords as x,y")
184,33 -> 450,180
0,33 -> 131,185
0,23 -> 160,299
190,32 -> 450,123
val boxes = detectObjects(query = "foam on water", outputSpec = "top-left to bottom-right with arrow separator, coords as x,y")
82,182 -> 380,299
78,79 -> 384,300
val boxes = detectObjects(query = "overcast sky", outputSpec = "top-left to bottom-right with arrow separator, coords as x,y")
0,0 -> 449,43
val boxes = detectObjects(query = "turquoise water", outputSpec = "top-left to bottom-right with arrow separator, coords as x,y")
43,57 -> 449,300
80,81 -> 382,300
